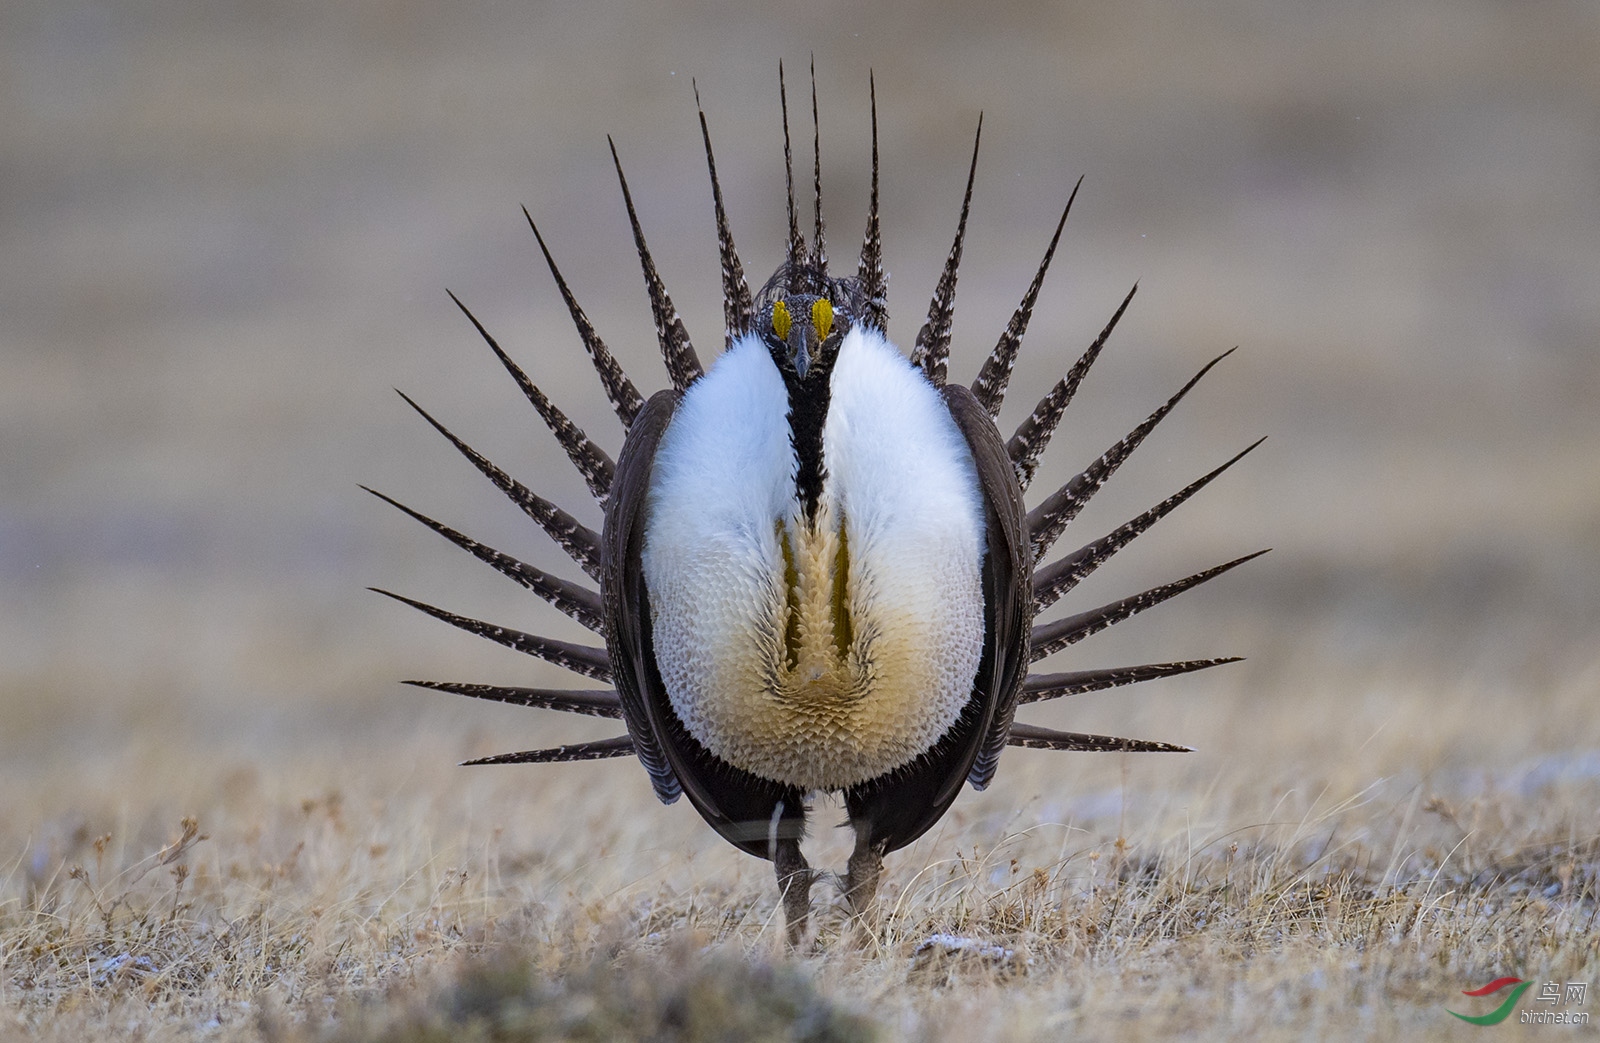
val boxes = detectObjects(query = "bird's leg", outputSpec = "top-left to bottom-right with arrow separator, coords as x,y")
773,837 -> 814,945
843,827 -> 886,923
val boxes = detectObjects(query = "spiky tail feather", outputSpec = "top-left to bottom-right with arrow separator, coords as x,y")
1029,550 -> 1269,663
1007,283 -> 1137,489
446,290 -> 615,502
694,82 -> 754,345
910,116 -> 982,386
463,737 -> 636,765
608,136 -> 702,390
524,210 -> 645,428
371,588 -> 613,681
855,72 -> 885,331
394,390 -> 603,580
404,679 -> 623,718
1032,437 -> 1265,611
1025,347 -> 1238,560
1007,724 -> 1190,753
363,486 -> 603,631
970,178 -> 1080,419
1019,657 -> 1241,704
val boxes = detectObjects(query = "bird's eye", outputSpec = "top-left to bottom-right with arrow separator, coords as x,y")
812,299 -> 833,341
772,300 -> 791,341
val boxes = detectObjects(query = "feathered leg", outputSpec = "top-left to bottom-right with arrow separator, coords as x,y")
844,829 -> 887,925
774,838 -> 814,947
764,795 -> 814,945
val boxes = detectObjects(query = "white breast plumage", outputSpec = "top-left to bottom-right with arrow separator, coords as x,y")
642,327 -> 986,790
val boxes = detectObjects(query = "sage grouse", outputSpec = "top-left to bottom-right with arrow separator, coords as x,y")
370,69 -> 1265,943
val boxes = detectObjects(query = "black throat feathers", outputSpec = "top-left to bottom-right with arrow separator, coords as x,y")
781,354 -> 837,525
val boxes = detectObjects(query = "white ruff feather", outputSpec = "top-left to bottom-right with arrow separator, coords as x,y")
642,327 -> 987,791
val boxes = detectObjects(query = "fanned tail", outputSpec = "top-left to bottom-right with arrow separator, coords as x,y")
386,75 -> 1261,787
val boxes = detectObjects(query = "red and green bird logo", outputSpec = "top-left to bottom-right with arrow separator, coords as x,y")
1448,977 -> 1531,1025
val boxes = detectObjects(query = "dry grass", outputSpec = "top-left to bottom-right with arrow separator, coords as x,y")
5,647 -> 1597,1041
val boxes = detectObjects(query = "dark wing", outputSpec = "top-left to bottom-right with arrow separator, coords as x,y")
943,384 -> 1034,790
602,390 -> 684,801
842,384 -> 1032,854
603,388 -> 808,856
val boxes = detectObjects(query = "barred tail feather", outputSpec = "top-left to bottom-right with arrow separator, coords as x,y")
694,82 -> 754,346
1007,282 -> 1137,489
371,588 -> 615,681
970,178 -> 1080,419
779,62 -> 806,275
463,737 -> 635,765
1032,436 -> 1266,611
1019,657 -> 1242,705
808,56 -> 827,278
1029,550 -> 1269,663
911,115 -> 982,386
1026,347 -> 1237,560
524,209 -> 645,429
446,290 -> 615,502
395,390 -> 602,581
403,679 -> 623,718
608,136 -> 703,390
856,72 -> 886,333
362,486 -> 603,632
1007,723 -> 1190,753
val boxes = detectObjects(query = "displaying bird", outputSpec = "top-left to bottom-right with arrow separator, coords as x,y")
368,67 -> 1265,944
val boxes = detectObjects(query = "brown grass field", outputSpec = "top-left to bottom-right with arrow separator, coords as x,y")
4,1 -> 1598,1039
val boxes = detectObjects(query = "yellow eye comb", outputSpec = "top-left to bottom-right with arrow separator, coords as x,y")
812,298 -> 833,341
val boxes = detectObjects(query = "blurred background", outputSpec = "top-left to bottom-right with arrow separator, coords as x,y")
3,0 -> 1597,797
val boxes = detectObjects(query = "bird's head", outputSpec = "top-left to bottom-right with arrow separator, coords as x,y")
762,293 -> 841,382
754,260 -> 872,386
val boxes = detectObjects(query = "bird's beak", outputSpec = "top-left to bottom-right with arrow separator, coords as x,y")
791,330 -> 812,380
